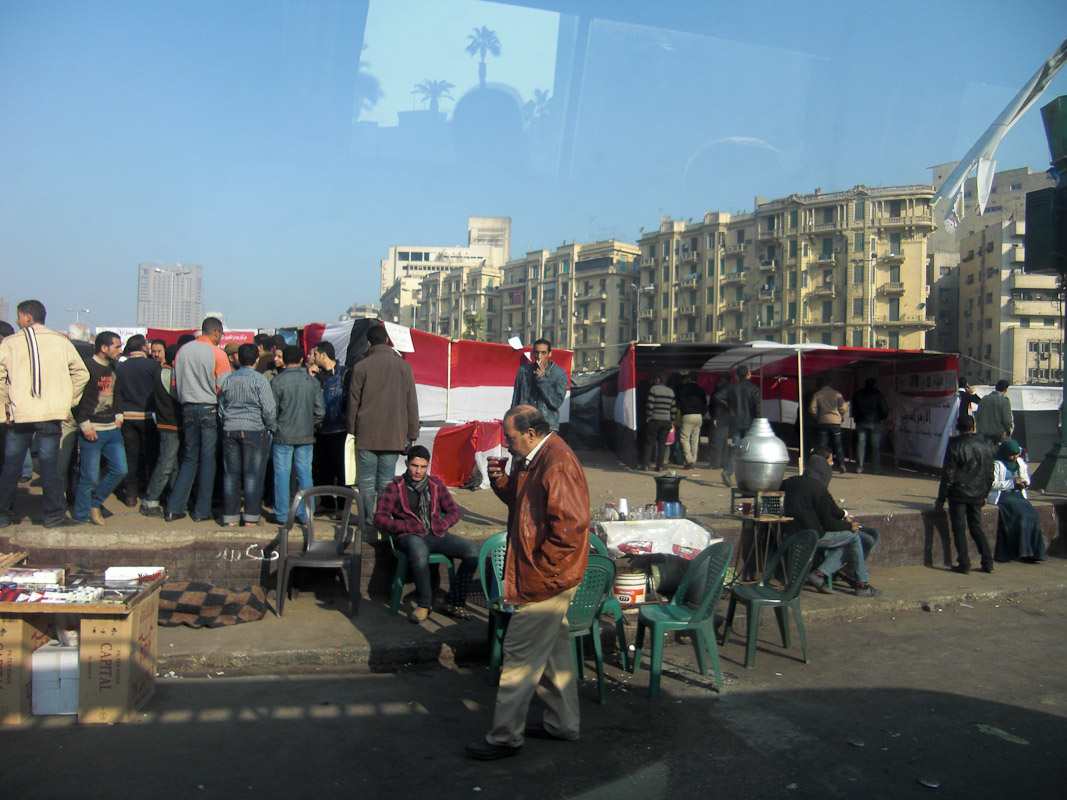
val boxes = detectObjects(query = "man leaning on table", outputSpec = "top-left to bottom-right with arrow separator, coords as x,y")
466,405 -> 590,761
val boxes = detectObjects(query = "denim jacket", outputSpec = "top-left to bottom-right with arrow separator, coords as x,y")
317,363 -> 350,434
272,366 -> 325,445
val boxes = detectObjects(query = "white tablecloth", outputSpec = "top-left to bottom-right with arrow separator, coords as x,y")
593,519 -> 722,560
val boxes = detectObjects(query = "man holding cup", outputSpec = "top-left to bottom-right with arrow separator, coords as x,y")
466,405 -> 590,760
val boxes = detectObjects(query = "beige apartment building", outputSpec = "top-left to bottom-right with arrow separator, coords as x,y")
418,262 -> 502,340
500,240 -> 640,370
637,184 -> 936,348
958,220 -> 1063,385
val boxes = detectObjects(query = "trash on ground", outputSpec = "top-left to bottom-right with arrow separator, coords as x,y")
975,724 -> 1029,745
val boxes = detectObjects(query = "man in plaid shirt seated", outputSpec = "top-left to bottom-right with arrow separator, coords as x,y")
374,445 -> 479,624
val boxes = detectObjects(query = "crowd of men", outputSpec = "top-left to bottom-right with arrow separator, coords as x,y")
0,300 -> 420,530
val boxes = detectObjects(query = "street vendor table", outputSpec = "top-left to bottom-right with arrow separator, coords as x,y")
730,514 -> 793,583
594,518 -> 722,560
0,573 -> 164,725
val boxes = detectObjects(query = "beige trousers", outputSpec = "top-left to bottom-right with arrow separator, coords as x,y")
486,585 -> 579,746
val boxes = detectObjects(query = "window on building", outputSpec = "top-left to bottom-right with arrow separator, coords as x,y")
889,233 -> 902,254
1045,318 -> 1057,326
821,332 -> 833,344
1009,183 -> 1022,191
788,271 -> 797,289
822,269 -> 833,285
821,237 -> 834,258
984,318 -> 992,329
888,200 -> 902,217
853,262 -> 864,283
854,201 -> 865,221
706,287 -> 714,303
661,319 -> 668,335
735,257 -> 744,272
787,300 -> 796,320
648,244 -> 655,258
767,244 -> 776,261
822,208 -> 834,224
889,299 -> 900,321
735,229 -> 744,244
889,332 -> 900,348
852,330 -> 864,346
661,293 -> 669,309
889,265 -> 900,282
852,298 -> 863,317
789,239 -> 797,258
398,251 -> 410,260
822,301 -> 832,323
789,210 -> 798,228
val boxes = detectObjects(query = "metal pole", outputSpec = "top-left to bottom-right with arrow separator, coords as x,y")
797,348 -> 805,474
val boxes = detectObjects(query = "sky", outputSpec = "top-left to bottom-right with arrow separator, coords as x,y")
1,0 -> 1065,331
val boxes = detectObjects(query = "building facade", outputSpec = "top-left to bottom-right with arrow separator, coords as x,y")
136,263 -> 204,328
418,263 -> 502,340
637,184 -> 936,349
500,240 -> 640,370
958,220 -> 1063,385
339,302 -> 380,322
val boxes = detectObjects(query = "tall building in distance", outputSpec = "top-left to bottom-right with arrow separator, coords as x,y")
136,263 -> 203,328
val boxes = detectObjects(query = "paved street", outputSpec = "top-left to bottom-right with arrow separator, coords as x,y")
4,595 -> 1065,799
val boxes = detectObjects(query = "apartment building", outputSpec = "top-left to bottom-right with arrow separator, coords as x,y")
380,277 -> 421,328
637,185 -> 936,348
500,240 -> 640,370
418,262 -> 502,340
338,302 -> 380,322
136,263 -> 203,328
958,220 -> 1063,385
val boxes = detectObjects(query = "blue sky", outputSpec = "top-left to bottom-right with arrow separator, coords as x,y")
1,0 -> 1065,330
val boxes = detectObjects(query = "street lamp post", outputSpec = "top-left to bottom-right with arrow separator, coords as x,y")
66,307 -> 90,322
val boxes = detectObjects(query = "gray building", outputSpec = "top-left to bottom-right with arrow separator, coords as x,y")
136,263 -> 204,328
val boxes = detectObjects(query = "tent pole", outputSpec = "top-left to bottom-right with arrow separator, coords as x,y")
446,340 -> 452,421
798,348 -> 805,474
892,356 -> 898,470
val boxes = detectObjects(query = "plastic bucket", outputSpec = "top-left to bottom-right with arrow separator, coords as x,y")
613,572 -> 647,606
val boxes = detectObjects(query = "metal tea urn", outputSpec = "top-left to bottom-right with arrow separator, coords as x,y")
733,418 -> 789,491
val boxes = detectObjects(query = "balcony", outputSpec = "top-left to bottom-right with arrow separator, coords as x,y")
640,256 -> 654,267
640,283 -> 656,294
725,242 -> 746,254
758,288 -> 780,301
638,309 -> 654,320
676,332 -> 697,342
721,270 -> 749,285
758,227 -> 778,241
720,328 -> 745,341
681,251 -> 698,264
879,281 -> 905,296
574,317 -> 591,326
576,291 -> 608,300
756,319 -> 780,332
1009,298 -> 1060,316
1007,272 -> 1057,290
1009,246 -> 1025,264
809,284 -> 836,299
758,259 -> 778,272
678,305 -> 696,316
812,221 -> 838,232
811,253 -> 836,266
679,274 -> 700,287
874,314 -> 934,328
877,213 -> 935,231
639,335 -> 655,343
721,298 -> 745,311
879,253 -> 905,266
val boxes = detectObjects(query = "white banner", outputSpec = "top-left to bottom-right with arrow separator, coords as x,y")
891,392 -> 959,468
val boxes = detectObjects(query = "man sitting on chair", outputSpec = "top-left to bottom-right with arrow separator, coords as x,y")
373,445 -> 478,624
781,445 -> 882,597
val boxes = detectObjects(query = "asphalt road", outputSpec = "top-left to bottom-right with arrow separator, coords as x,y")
4,596 -> 1065,800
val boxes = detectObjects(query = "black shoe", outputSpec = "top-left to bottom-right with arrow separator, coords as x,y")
139,504 -> 164,518
190,515 -> 212,523
981,562 -> 994,574
524,722 -> 577,741
44,517 -> 83,528
806,573 -> 832,594
951,564 -> 971,575
465,740 -> 522,761
164,511 -> 187,523
854,583 -> 882,597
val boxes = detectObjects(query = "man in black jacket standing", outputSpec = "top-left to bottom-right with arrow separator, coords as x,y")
850,377 -> 889,474
934,414 -> 994,574
721,365 -> 761,487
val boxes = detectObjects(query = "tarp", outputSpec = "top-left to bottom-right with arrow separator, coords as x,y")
319,320 -> 573,424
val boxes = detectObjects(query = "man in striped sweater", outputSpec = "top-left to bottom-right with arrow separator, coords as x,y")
638,374 -> 676,472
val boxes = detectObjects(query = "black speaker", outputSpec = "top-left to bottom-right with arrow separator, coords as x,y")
1024,185 -> 1067,275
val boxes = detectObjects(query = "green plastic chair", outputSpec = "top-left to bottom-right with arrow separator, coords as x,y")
384,534 -> 455,616
630,541 -> 733,699
477,531 -> 509,683
566,555 -> 616,705
721,529 -> 819,668
590,534 -> 629,670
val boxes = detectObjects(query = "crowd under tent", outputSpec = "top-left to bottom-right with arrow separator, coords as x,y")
607,341 -> 961,473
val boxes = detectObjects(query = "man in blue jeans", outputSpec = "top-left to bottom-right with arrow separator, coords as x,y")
165,317 -> 231,523
781,445 -> 882,597
0,300 -> 90,528
72,331 -> 128,525
271,346 -> 324,524
347,324 -> 420,529
219,344 -> 277,526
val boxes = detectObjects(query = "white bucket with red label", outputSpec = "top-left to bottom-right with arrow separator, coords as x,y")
613,572 -> 647,605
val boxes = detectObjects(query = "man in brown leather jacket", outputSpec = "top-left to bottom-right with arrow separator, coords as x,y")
466,405 -> 590,760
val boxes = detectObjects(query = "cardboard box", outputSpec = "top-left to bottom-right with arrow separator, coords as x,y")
0,615 -> 51,724
32,641 -> 79,716
78,589 -> 158,724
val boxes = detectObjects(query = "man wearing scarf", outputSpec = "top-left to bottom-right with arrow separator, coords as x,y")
373,445 -> 477,623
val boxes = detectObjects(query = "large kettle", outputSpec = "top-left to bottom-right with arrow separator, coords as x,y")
732,418 -> 789,492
